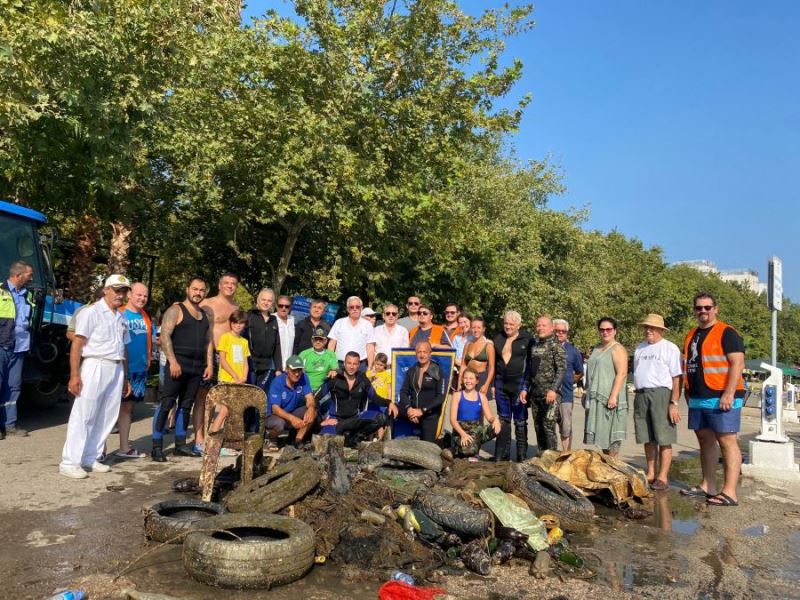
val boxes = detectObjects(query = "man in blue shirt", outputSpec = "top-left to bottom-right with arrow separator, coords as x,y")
265,355 -> 317,449
553,319 -> 584,452
0,260 -> 34,439
116,282 -> 155,458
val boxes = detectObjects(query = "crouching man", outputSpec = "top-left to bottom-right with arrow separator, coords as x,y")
265,354 -> 317,449
319,351 -> 398,447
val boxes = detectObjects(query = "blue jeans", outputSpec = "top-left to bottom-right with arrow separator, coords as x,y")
0,347 -> 24,429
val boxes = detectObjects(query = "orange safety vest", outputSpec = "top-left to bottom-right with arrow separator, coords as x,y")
683,321 -> 744,394
409,324 -> 448,346
120,304 -> 153,368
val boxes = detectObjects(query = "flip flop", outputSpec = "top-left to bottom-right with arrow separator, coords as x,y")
706,492 -> 738,507
680,486 -> 711,498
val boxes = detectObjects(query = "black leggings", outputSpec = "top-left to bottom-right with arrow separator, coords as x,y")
418,412 -> 440,443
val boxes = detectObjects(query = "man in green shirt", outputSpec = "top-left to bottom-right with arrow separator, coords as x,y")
299,328 -> 338,391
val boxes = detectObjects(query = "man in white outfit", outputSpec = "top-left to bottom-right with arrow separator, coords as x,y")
60,274 -> 132,479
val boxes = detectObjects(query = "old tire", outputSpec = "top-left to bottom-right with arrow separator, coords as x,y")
382,439 -> 443,472
224,456 -> 321,514
375,467 -> 438,487
143,499 -> 227,543
510,463 -> 594,532
413,489 -> 491,536
182,513 -> 315,589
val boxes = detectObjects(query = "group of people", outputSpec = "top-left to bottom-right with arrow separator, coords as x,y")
0,264 -> 745,506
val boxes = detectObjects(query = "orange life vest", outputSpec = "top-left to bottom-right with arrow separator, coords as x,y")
120,304 -> 153,368
683,321 -> 744,394
409,324 -> 448,346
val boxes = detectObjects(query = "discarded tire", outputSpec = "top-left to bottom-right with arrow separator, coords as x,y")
143,499 -> 227,544
224,456 -> 321,514
510,463 -> 594,532
383,439 -> 443,472
182,513 -> 315,589
413,489 -> 490,536
375,467 -> 438,487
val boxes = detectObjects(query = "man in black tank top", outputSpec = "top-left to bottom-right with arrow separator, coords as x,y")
151,278 -> 213,462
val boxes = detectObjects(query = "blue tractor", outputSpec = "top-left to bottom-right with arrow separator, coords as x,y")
0,200 -> 72,408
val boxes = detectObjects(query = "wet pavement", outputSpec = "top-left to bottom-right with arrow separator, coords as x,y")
3,401 -> 800,599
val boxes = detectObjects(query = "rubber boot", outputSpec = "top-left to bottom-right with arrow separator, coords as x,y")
151,439 -> 167,463
174,436 -> 195,457
515,421 -> 528,462
494,418 -> 511,461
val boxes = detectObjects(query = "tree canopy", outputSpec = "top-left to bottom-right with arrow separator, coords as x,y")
1,0 -> 797,363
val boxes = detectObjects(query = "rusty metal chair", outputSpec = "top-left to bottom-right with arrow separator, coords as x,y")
199,383 -> 267,502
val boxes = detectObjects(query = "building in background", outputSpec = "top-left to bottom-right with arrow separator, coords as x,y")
672,260 -> 767,295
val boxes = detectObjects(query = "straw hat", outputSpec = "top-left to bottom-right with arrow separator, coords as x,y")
638,313 -> 668,330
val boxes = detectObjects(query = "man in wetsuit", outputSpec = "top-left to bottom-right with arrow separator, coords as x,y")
492,310 -> 533,461
520,316 -> 566,456
151,278 -> 213,462
398,341 -> 448,443
319,351 -> 398,446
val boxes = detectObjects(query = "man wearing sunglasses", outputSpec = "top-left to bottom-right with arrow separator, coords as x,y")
328,296 -> 376,372
275,295 -> 295,370
442,303 -> 461,343
408,304 -> 451,349
682,291 -> 745,507
374,304 -> 409,361
398,296 -> 422,331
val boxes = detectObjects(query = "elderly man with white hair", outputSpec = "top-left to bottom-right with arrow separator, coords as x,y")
552,318 -> 584,452
60,275 -> 132,479
328,296 -> 376,372
492,310 -> 534,461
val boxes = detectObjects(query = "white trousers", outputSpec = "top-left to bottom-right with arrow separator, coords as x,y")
60,358 -> 124,469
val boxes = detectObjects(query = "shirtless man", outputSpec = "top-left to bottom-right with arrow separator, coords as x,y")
195,272 -> 239,452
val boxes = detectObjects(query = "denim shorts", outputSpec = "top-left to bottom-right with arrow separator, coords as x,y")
688,407 -> 741,433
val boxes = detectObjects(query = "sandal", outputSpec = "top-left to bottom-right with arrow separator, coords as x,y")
650,480 -> 669,491
220,448 -> 241,457
706,492 -> 738,507
680,486 -> 711,498
115,448 -> 146,459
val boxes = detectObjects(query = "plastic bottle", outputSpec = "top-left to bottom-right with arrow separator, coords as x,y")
46,591 -> 86,600
390,571 -> 415,585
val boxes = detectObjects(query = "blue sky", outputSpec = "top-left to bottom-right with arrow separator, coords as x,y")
242,1 -> 799,301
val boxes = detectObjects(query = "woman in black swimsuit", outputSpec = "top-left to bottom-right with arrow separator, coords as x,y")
457,317 -> 495,398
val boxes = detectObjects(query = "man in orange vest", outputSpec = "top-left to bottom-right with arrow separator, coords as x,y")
116,282 -> 155,458
408,304 -> 451,349
681,291 -> 745,506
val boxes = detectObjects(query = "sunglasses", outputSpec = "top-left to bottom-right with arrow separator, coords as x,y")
444,311 -> 457,315
598,327 -> 614,332
419,310 -> 431,316
384,311 -> 398,316
694,305 -> 714,311
407,301 -> 420,305
277,303 -> 291,309
365,314 -> 376,318
554,329 -> 567,334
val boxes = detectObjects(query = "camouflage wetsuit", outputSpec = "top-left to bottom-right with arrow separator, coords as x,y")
523,335 -> 566,455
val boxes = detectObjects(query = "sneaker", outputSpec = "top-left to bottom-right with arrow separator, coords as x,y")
6,426 -> 28,437
114,448 -> 146,459
83,461 -> 111,473
60,465 -> 89,479
174,444 -> 201,457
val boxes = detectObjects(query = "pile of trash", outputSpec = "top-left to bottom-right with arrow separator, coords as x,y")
142,439 -> 654,591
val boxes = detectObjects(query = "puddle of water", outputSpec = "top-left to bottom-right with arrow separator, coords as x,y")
742,524 -> 769,537
671,519 -> 700,536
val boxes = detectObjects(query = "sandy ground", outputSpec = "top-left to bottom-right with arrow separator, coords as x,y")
1,397 -> 799,599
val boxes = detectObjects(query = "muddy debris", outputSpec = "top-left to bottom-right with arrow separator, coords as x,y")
142,443 -> 656,590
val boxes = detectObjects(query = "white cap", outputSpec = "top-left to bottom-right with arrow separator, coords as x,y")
104,274 -> 132,289
362,307 -> 376,317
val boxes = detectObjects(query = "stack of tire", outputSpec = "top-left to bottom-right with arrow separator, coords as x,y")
143,456 -> 322,589
374,439 -> 444,490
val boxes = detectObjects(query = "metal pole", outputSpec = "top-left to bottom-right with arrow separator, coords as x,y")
772,309 -> 778,367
